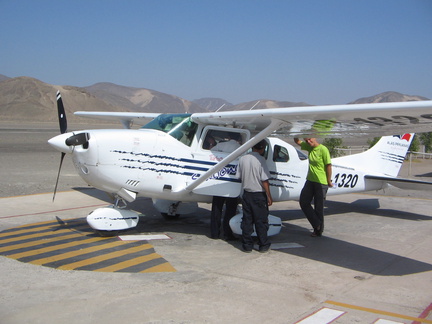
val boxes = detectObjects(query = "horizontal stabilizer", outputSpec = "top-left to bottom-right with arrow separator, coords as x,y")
365,175 -> 432,191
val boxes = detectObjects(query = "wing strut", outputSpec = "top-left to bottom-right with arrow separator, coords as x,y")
178,119 -> 286,194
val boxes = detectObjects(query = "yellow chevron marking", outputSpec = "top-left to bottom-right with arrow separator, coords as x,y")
28,240 -> 127,265
7,236 -> 105,259
94,253 -> 162,272
140,262 -> 177,273
57,243 -> 153,270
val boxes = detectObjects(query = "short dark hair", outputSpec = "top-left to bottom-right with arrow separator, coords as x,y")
253,140 -> 266,150
229,132 -> 241,141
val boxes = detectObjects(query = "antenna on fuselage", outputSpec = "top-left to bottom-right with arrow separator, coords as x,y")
215,103 -> 226,112
250,101 -> 260,110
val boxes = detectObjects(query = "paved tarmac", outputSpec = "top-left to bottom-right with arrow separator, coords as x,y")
1,124 -> 432,323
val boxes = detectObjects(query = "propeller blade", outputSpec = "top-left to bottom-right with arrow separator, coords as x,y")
53,152 -> 65,202
56,91 -> 67,134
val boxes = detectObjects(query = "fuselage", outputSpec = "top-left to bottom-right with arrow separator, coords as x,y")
48,113 -> 393,205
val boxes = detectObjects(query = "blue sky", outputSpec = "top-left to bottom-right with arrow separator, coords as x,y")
1,0 -> 431,105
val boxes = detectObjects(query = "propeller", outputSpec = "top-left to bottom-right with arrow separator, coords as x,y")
53,91 -> 67,202
56,90 -> 67,134
52,91 -> 91,201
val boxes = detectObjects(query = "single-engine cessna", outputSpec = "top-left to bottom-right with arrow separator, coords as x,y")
48,91 -> 432,235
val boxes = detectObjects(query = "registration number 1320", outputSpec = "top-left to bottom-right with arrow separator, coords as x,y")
333,173 -> 359,188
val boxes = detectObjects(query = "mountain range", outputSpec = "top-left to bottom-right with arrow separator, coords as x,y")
0,74 -> 429,123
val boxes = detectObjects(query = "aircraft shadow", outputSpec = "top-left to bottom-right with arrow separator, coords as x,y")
275,223 -> 432,276
68,188 -> 431,276
271,198 -> 431,222
72,187 -> 114,203
416,172 -> 432,178
324,198 -> 432,221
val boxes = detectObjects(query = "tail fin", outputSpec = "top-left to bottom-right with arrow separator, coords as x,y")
335,134 -> 414,177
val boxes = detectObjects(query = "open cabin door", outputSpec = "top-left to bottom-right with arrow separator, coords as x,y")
191,126 -> 250,197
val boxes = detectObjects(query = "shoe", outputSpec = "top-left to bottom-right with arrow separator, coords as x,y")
242,245 -> 253,253
310,228 -> 322,237
259,247 -> 270,253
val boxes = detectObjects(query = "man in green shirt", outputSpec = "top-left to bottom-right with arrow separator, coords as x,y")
294,137 -> 333,237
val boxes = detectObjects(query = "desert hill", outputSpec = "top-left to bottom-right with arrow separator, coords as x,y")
350,91 -> 429,104
0,77 -> 131,123
230,99 -> 311,111
0,77 -> 205,123
193,98 -> 234,111
85,82 -> 204,114
0,74 -> 429,124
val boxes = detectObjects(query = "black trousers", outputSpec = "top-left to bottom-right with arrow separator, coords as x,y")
299,180 -> 328,231
210,196 -> 238,239
241,191 -> 270,250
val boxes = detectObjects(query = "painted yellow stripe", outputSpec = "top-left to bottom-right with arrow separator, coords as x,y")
7,237 -> 105,259
0,219 -> 74,233
140,262 -> 176,273
0,232 -> 90,253
94,253 -> 161,272
58,244 -> 153,270
0,224 -> 57,238
326,300 -> 432,324
0,219 -> 87,238
9,219 -> 56,228
0,227 -> 83,245
29,240 -> 128,265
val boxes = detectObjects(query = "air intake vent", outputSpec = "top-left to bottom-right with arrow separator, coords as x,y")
125,180 -> 140,187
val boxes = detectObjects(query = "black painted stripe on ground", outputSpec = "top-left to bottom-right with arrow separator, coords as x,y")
0,218 -> 90,235
0,218 -> 176,273
0,227 -> 92,248
72,248 -> 157,271
1,233 -> 106,255
35,241 -> 153,267
16,238 -> 126,263
115,257 -> 168,273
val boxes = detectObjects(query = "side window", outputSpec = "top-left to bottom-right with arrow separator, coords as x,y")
203,131 -> 217,150
273,145 -> 289,162
296,148 -> 308,160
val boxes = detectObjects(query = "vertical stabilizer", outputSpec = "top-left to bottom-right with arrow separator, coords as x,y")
335,134 -> 414,177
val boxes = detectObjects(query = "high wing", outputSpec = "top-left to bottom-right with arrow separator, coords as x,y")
75,100 -> 432,137
190,101 -> 432,138
74,101 -> 432,194
74,111 -> 160,128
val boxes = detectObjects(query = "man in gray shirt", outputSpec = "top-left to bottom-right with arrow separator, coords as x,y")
237,140 -> 273,252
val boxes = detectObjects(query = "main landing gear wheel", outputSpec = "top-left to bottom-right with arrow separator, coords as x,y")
96,230 -> 119,237
161,213 -> 180,220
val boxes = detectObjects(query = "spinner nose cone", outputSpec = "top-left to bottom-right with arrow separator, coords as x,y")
48,133 -> 74,154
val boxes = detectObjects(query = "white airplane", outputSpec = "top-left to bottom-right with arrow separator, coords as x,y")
48,91 -> 432,235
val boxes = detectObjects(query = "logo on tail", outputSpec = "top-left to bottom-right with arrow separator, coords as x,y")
393,134 -> 412,142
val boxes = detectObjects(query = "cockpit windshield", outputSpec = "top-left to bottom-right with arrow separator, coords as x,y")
141,113 -> 198,146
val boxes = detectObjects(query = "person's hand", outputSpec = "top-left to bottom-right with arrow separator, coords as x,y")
267,197 -> 273,206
